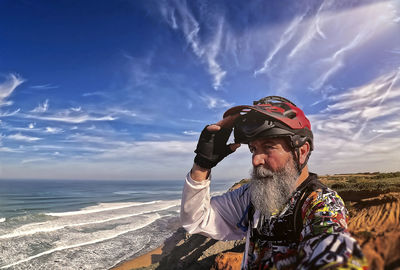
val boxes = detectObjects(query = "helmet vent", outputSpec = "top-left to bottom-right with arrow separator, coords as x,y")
253,96 -> 297,106
283,110 -> 296,119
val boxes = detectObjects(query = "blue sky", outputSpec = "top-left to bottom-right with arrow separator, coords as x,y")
0,0 -> 399,180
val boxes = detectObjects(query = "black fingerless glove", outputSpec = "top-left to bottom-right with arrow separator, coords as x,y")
194,126 -> 234,169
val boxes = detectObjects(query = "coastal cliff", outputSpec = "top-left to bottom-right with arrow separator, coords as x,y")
113,173 -> 400,270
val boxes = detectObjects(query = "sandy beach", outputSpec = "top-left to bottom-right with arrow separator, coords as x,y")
112,245 -> 164,269
112,227 -> 188,270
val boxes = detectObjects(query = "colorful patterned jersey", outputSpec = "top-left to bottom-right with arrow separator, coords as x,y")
245,173 -> 368,269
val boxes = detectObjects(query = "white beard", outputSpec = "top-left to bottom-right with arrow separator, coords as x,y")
249,156 -> 299,218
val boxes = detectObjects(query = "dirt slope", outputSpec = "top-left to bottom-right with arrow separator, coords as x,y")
348,192 -> 400,270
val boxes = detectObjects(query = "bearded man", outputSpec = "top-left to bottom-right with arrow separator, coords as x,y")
181,96 -> 368,269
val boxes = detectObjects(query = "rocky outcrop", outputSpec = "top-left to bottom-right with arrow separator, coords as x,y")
148,228 -> 245,270
212,252 -> 243,270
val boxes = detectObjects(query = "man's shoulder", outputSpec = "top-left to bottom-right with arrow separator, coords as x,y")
301,185 -> 347,220
302,173 -> 343,203
303,172 -> 326,189
213,182 -> 251,202
304,186 -> 344,205
227,182 -> 251,197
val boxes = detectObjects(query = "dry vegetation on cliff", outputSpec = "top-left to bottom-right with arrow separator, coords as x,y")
321,172 -> 400,200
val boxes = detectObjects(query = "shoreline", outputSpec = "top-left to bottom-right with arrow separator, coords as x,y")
112,227 -> 187,270
111,225 -> 246,270
112,245 -> 165,270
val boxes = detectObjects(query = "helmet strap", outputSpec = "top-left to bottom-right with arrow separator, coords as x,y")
293,148 -> 302,174
293,147 -> 310,174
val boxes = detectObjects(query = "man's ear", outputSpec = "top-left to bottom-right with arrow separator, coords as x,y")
299,142 -> 310,165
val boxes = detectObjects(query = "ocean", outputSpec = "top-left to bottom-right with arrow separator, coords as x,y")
0,178 -> 233,269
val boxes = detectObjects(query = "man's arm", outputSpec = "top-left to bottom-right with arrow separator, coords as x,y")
181,169 -> 250,240
296,188 -> 368,269
190,163 -> 210,181
181,115 -> 245,240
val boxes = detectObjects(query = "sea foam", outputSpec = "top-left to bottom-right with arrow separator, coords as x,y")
0,213 -> 165,269
46,201 -> 160,216
0,200 -> 180,239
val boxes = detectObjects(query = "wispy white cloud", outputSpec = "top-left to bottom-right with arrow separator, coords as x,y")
82,92 -> 108,98
23,110 -> 117,124
324,70 -> 400,109
5,139 -> 196,179
0,108 -> 20,117
45,127 -> 63,134
200,95 -> 233,109
63,123 -> 131,140
30,84 -> 59,90
25,143 -> 105,154
21,158 -> 50,164
288,1 -> 330,59
372,129 -> 397,134
310,2 -> 397,91
0,137 -> 20,153
309,70 -> 400,173
159,2 -> 178,30
93,140 -> 195,161
30,144 -> 65,150
107,108 -> 138,118
0,73 -> 24,107
206,18 -> 226,89
1,138 -> 249,180
6,133 -> 42,142
70,107 -> 81,112
254,12 -> 307,76
0,121 -> 65,135
174,2 -> 203,56
353,69 -> 400,140
246,1 -> 400,97
31,99 -> 49,113
142,132 -> 194,141
125,53 -> 155,88
183,130 -> 200,136
311,32 -> 365,90
160,1 -> 226,89
310,136 -> 400,174
65,133 -> 127,146
180,118 -> 206,124
0,146 -> 21,153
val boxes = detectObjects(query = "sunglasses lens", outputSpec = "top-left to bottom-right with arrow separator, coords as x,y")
235,113 -> 274,141
241,117 -> 265,134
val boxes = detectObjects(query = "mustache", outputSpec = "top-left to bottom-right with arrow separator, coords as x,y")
251,165 -> 274,179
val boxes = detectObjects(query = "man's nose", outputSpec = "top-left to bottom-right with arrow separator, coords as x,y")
252,153 -> 266,167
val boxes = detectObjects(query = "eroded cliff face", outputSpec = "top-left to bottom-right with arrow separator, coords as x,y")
348,192 -> 400,270
140,192 -> 400,270
211,192 -> 400,270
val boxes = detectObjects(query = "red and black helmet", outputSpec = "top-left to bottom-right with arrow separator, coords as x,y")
223,96 -> 313,169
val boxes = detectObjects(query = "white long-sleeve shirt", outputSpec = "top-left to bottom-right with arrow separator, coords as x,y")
180,172 -> 250,241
